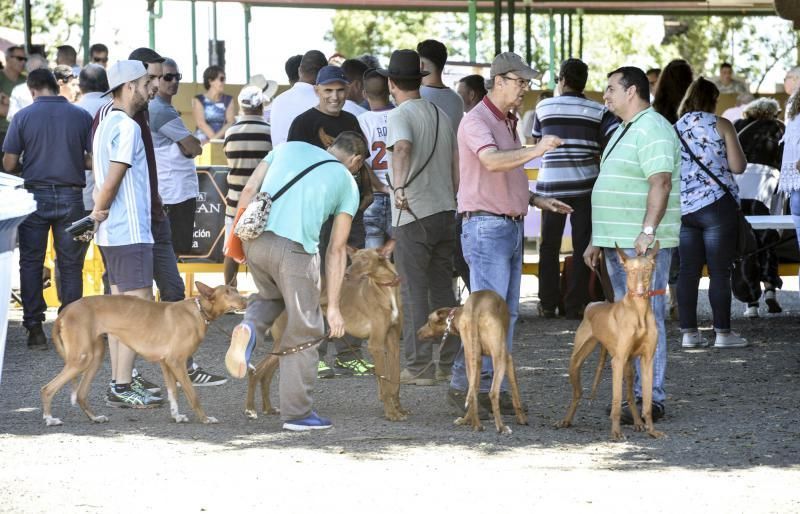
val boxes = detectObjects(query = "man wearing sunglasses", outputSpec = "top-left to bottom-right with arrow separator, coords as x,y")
1,46 -> 27,169
149,57 -> 202,257
90,43 -> 109,69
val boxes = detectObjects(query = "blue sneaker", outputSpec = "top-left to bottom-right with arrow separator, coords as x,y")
282,411 -> 333,431
225,321 -> 256,379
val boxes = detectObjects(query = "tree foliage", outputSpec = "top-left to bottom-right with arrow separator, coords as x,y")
327,11 -> 437,63
0,0 -> 81,53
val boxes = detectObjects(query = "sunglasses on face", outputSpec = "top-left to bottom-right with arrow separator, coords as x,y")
10,55 -> 27,62
163,73 -> 182,82
92,56 -> 108,63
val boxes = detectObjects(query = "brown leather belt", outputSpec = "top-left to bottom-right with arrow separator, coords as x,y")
463,210 -> 524,222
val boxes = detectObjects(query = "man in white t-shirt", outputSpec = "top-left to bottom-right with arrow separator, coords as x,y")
270,50 -> 328,146
149,57 -> 202,255
90,60 -> 163,409
357,69 -> 393,249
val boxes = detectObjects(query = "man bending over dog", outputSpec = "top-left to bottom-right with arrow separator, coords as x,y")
225,132 -> 363,431
583,66 -> 681,424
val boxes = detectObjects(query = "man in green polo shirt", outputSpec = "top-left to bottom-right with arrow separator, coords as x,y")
584,66 -> 680,424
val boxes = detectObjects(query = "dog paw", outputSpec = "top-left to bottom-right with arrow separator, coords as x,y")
555,420 -> 571,429
633,422 -> 645,432
44,416 -> 63,427
648,429 -> 666,439
264,407 -> 280,415
244,409 -> 258,420
610,430 -> 626,441
516,416 -> 529,426
454,416 -> 467,426
385,411 -> 408,422
472,424 -> 485,432
498,425 -> 512,435
203,416 -> 219,424
174,414 -> 189,423
91,415 -> 109,423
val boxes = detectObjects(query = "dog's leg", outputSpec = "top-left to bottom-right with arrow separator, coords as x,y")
488,349 -> 509,434
74,343 -> 108,424
458,335 -> 483,432
624,359 -> 644,431
42,363 -> 86,426
160,362 -> 187,423
557,322 -> 598,429
589,346 -> 608,401
247,354 -> 279,418
368,324 -> 406,422
385,323 -> 407,416
639,351 -> 665,439
609,355 -> 626,441
505,354 -> 528,426
170,360 -> 217,424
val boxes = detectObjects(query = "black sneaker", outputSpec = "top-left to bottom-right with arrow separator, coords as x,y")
607,399 -> 665,425
317,361 -> 335,379
187,365 -> 228,387
130,377 -> 162,401
131,369 -> 161,394
447,387 -> 490,420
27,324 -> 47,351
333,358 -> 374,376
106,386 -> 163,409
537,304 -> 557,318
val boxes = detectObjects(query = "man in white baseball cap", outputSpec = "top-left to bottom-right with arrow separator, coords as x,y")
88,58 -> 164,408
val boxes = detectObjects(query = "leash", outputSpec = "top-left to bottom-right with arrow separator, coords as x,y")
441,307 -> 457,346
268,335 -> 330,356
194,297 -> 212,326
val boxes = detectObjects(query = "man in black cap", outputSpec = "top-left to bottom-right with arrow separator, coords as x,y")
379,49 -> 460,386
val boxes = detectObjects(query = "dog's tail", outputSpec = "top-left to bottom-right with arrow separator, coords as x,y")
589,346 -> 607,401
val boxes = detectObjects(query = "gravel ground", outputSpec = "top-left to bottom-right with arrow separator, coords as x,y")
1,286 -> 799,513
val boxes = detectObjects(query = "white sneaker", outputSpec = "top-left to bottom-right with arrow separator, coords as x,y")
714,331 -> 748,348
681,331 -> 709,348
743,305 -> 759,318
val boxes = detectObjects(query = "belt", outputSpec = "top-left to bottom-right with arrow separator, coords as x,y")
463,210 -> 524,222
374,192 -> 390,197
25,184 -> 83,190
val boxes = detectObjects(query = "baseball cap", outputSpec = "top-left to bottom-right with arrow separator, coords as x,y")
316,65 -> 350,86
238,86 -> 266,108
128,47 -> 165,64
488,52 -> 542,86
102,60 -> 148,97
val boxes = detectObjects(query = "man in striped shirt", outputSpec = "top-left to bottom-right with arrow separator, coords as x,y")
532,58 -> 619,319
584,66 -> 681,425
223,85 -> 272,286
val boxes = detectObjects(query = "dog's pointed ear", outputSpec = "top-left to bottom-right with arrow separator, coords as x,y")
377,240 -> 395,260
346,245 -> 357,258
615,243 -> 628,263
435,308 -> 450,321
195,281 -> 214,299
645,240 -> 660,259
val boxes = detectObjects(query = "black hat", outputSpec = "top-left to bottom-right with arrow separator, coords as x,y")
377,50 -> 430,80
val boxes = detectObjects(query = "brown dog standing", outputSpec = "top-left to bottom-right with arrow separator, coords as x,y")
244,247 -> 407,421
41,282 -> 246,426
557,243 -> 665,440
417,290 -> 527,434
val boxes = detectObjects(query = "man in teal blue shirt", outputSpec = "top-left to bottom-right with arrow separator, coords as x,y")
225,133 -> 364,431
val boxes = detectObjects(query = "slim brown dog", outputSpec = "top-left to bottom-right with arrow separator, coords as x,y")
417,290 -> 527,434
245,247 -> 407,421
41,282 -> 246,426
557,243 -> 665,440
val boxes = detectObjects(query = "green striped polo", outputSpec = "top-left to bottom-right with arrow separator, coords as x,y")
591,107 -> 681,249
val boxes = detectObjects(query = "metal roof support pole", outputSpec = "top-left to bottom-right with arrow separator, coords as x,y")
191,0 -> 198,83
494,0 -> 502,56
507,0 -> 514,53
559,13 -> 564,63
22,0 -> 32,53
567,13 -> 572,58
468,0 -> 477,63
244,3 -> 251,81
148,0 -> 155,49
548,10 -> 555,90
525,5 -> 531,65
578,10 -> 583,59
211,1 -> 219,66
82,0 -> 93,65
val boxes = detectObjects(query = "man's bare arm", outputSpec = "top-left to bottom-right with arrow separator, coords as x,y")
325,212 -> 353,338
176,135 -> 203,158
2,153 -> 19,174
478,135 -> 562,172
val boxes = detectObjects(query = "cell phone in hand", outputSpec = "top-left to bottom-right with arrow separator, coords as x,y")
65,215 -> 96,239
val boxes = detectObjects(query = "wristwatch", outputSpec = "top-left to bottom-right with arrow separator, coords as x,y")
642,225 -> 655,237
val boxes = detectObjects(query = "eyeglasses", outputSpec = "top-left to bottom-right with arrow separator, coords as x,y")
10,55 -> 28,62
501,74 -> 531,89
92,56 -> 108,63
163,73 -> 182,82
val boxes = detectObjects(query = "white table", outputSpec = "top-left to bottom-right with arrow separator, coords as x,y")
745,215 -> 795,230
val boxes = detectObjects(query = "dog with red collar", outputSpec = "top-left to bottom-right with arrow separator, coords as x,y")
557,242 -> 665,440
417,290 -> 528,434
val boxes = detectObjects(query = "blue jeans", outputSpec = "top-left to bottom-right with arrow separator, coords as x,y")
150,214 -> 185,302
18,187 -> 85,329
364,193 -> 392,249
790,190 -> 800,252
604,246 -> 671,404
678,196 -> 738,331
450,215 -> 523,393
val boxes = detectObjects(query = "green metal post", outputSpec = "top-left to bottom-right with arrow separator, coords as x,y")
244,3 -> 251,81
548,10 -> 556,90
578,10 -> 584,59
191,0 -> 198,83
82,0 -> 92,64
148,0 -> 155,49
525,6 -> 531,64
507,0 -> 514,53
468,0 -> 477,63
494,0 -> 502,57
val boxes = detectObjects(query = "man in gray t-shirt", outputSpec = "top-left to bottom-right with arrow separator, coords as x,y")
380,49 -> 459,385
418,39 -> 464,134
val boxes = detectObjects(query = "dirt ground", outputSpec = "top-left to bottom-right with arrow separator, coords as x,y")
1,287 -> 799,513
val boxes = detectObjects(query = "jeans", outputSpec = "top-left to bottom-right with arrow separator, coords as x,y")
394,211 -> 459,377
363,193 -> 392,249
18,187 -> 85,329
450,215 -> 523,393
677,196 -> 738,331
151,214 -> 185,302
604,246 -> 671,404
538,195 -> 592,314
790,190 -> 800,257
